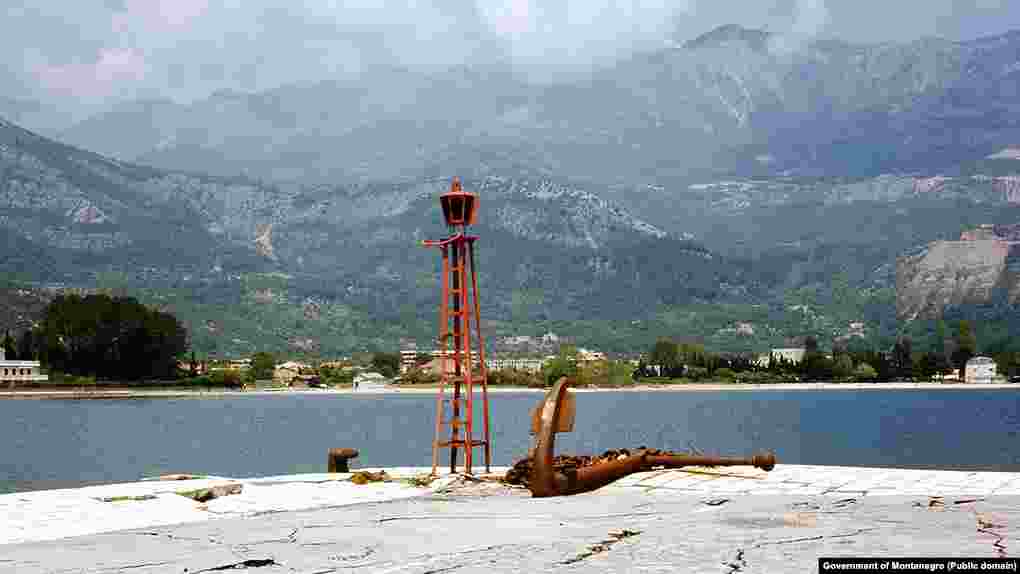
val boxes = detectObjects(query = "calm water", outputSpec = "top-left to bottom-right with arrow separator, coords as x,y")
1,390 -> 1018,493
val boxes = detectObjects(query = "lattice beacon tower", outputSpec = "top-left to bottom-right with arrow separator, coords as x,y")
421,177 -> 492,475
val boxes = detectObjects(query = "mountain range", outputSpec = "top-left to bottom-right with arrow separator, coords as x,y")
4,25 -> 1020,356
52,26 -> 1020,186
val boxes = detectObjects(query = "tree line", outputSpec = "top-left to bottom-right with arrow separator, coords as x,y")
12,294 -> 188,380
396,345 -> 635,388
639,319 -> 1020,382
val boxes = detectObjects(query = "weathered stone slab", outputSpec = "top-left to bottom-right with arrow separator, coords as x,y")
2,464 -> 1019,572
2,493 -> 1017,573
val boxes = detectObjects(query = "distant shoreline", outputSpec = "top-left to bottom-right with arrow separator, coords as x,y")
0,381 -> 1016,399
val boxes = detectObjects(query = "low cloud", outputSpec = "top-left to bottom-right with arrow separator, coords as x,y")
36,48 -> 146,99
1,0 -> 1019,118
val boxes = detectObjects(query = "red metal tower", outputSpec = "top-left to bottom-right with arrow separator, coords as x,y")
422,177 -> 491,475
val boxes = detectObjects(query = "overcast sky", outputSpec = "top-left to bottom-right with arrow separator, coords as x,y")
3,0 -> 1020,117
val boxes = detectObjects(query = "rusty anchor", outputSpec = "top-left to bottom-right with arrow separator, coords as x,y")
527,377 -> 777,497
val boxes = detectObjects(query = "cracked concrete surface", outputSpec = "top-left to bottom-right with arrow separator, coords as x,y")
0,471 -> 495,546
3,466 -> 1019,572
2,491 -> 1017,573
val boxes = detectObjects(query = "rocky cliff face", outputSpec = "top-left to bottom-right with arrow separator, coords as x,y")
897,225 -> 1020,320
1,117 -> 760,339
0,117 -> 279,282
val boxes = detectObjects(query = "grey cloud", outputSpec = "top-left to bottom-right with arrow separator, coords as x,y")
1,0 -> 1019,119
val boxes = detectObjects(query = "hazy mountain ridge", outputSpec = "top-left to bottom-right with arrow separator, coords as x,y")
55,27 -> 1020,185
7,110 -> 1020,353
0,117 -> 274,281
5,24 -> 1020,352
1,117 -> 763,355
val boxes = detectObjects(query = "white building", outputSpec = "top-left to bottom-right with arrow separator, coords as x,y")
577,348 -> 606,363
485,356 -> 547,373
754,348 -> 807,367
0,347 -> 48,386
541,332 -> 560,345
227,358 -> 251,370
399,349 -> 419,373
354,372 -> 389,391
965,356 -> 997,384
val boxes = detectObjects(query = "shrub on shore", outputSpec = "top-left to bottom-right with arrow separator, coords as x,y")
398,367 -> 440,385
50,373 -> 97,386
318,365 -> 354,387
484,368 -> 543,388
172,370 -> 243,388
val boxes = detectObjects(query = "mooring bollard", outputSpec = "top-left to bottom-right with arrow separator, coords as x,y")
328,448 -> 359,473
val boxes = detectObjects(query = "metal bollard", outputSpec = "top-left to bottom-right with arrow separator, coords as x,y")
328,448 -> 359,473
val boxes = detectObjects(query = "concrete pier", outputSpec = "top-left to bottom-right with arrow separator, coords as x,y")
1,465 -> 1018,573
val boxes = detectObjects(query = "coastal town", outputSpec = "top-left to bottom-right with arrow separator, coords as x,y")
0,328 -> 1015,390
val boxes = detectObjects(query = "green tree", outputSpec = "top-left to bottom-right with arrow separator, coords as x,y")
2,331 -> 17,360
488,368 -> 543,388
952,320 -> 977,371
891,336 -> 913,380
209,369 -> 243,388
801,352 -> 834,381
685,366 -> 709,381
606,360 -> 635,386
17,329 -> 37,361
251,352 -> 275,380
649,338 -> 679,376
913,352 -> 939,382
678,342 -> 707,369
832,354 -> 854,380
542,344 -> 578,385
853,362 -> 877,382
934,320 -> 947,354
38,294 -> 187,380
187,351 -> 198,377
371,352 -> 400,378
319,365 -> 355,387
933,351 -> 953,380
714,367 -> 736,381
995,352 -> 1020,379
575,360 -> 606,387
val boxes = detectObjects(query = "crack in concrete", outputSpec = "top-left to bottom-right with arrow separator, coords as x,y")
344,544 -> 523,574
376,511 -> 661,525
323,545 -> 376,563
976,512 -> 1008,558
753,527 -> 877,548
189,558 -> 279,572
234,527 -> 300,547
95,562 -> 173,572
954,498 -> 985,505
716,527 -> 877,572
421,565 -> 466,574
831,498 -> 857,509
136,531 -> 201,541
559,529 -> 641,566
724,548 -> 747,573
977,528 -> 1008,557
